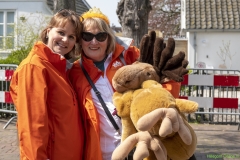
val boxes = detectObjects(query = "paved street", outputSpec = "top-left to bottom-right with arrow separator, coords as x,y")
0,120 -> 239,160
0,119 -> 19,160
192,123 -> 240,160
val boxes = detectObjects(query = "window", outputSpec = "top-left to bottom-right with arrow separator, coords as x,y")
0,11 -> 15,50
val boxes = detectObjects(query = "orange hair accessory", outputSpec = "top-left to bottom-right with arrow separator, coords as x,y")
81,7 -> 110,25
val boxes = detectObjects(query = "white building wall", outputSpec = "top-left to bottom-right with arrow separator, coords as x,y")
0,1 -> 52,16
0,1 -> 52,28
188,32 -> 240,70
187,32 -> 196,68
180,0 -> 186,30
0,1 -> 52,57
0,0 -> 52,14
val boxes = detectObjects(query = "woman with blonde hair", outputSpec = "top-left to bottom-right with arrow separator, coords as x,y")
69,7 -> 190,160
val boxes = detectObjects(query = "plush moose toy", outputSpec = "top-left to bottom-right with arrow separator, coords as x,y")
111,31 -> 198,160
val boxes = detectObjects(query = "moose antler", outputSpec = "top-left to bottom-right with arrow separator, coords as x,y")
139,30 -> 189,83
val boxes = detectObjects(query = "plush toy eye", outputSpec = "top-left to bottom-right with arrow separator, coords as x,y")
146,72 -> 151,76
125,80 -> 131,84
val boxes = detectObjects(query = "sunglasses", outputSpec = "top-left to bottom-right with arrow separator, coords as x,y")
56,9 -> 84,21
82,32 -> 108,42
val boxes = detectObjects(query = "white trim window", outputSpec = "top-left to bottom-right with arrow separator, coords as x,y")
0,10 -> 15,50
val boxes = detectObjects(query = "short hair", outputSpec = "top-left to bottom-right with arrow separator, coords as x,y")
40,9 -> 83,59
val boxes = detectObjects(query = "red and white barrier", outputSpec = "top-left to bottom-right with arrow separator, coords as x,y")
0,69 -> 14,81
0,69 -> 14,103
181,74 -> 239,87
0,65 -> 18,129
0,65 -> 17,105
180,74 -> 239,109
0,91 -> 13,103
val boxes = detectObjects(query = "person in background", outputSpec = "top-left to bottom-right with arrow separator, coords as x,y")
69,7 -> 191,160
10,9 -> 84,160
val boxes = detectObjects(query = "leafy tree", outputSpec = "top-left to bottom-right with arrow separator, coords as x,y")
148,0 -> 181,37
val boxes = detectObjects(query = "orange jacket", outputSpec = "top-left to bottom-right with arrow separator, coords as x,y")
69,42 -> 181,160
10,41 -> 84,160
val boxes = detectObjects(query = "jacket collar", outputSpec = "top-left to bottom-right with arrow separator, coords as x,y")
33,41 -> 72,71
115,36 -> 133,50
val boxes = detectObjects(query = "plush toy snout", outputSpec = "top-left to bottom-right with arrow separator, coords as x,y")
112,62 -> 160,93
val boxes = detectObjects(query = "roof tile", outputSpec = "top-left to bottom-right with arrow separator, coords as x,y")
185,0 -> 240,30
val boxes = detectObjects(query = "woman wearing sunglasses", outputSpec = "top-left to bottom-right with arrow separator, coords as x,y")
69,8 -> 135,160
69,7 -> 190,160
10,9 -> 84,160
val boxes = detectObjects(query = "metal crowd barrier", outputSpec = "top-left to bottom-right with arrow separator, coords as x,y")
0,64 -> 18,129
2,66 -> 239,130
180,68 -> 240,130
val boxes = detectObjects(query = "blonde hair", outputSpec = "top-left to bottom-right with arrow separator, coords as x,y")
40,9 -> 83,59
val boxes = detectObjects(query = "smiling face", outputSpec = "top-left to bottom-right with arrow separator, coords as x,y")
81,25 -> 108,62
46,23 -> 77,56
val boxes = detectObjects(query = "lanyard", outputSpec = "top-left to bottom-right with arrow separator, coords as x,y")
80,60 -> 121,135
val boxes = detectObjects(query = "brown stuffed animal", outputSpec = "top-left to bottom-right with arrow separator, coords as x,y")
111,31 -> 197,160
112,80 -> 198,160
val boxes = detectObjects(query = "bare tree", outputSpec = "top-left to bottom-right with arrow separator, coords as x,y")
148,0 -> 181,37
116,0 -> 152,47
217,40 -> 236,69
53,0 -> 76,13
116,0 -> 182,46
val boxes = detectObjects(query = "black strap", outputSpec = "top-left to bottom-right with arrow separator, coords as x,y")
80,60 -> 120,134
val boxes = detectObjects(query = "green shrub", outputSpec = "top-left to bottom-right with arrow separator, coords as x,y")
0,46 -> 32,65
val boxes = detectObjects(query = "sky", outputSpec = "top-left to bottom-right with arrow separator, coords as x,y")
86,0 -> 121,27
